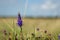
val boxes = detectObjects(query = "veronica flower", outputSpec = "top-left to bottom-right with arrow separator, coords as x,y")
17,13 -> 22,27
17,12 -> 24,40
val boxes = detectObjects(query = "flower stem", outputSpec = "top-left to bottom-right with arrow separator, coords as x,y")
20,27 -> 23,40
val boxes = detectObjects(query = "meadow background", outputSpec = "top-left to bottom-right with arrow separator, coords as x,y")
0,17 -> 60,40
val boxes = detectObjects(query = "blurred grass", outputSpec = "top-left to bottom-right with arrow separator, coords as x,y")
0,18 -> 60,40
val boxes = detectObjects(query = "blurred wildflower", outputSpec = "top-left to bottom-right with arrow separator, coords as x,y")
38,36 -> 41,39
35,36 -> 41,40
36,28 -> 39,31
9,37 -> 12,40
48,34 -> 52,40
31,33 -> 35,37
8,32 -> 12,40
48,34 -> 51,36
20,32 -> 24,40
44,30 -> 47,34
2,30 -> 7,40
17,13 -> 22,27
3,30 -> 7,35
45,37 -> 49,40
15,34 -> 18,40
58,34 -> 60,40
26,37 -> 30,40
31,33 -> 35,40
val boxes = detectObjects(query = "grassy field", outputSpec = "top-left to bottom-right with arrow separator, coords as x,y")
0,18 -> 60,40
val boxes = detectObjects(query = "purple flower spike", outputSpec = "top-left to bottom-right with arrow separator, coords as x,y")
17,12 -> 22,27
18,13 -> 21,20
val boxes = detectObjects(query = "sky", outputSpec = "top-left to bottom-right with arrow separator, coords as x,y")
0,0 -> 60,17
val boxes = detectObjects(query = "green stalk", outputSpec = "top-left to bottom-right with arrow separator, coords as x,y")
20,27 -> 23,40
34,26 -> 35,40
20,27 -> 22,33
13,18 -> 15,40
